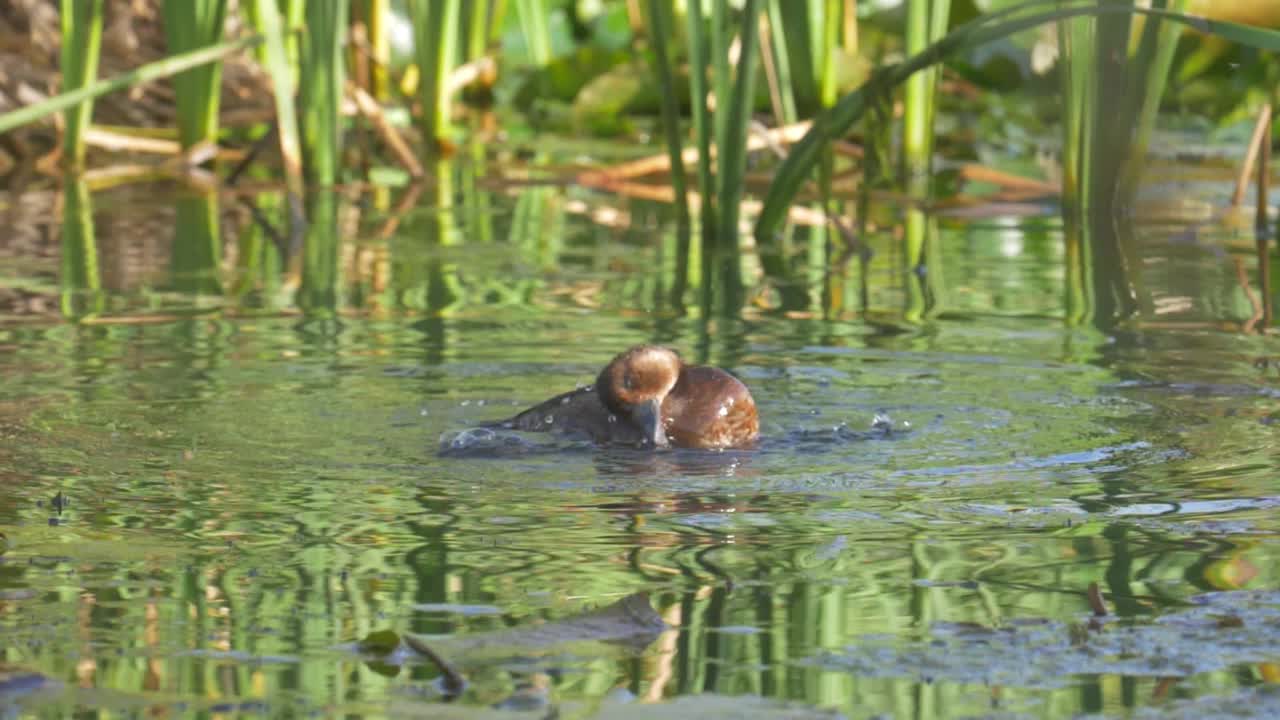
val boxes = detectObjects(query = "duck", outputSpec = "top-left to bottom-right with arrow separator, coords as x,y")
488,345 -> 759,449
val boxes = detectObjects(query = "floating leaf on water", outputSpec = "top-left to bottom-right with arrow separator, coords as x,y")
359,629 -> 402,655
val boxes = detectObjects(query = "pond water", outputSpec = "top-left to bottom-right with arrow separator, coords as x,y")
1,175 -> 1278,719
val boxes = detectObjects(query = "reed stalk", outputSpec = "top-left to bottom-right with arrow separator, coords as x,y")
716,0 -> 762,244
686,0 -> 717,247
299,1 -> 349,184
1119,0 -> 1191,198
161,0 -> 229,149
59,0 -> 105,168
646,0 -> 691,234
903,0 -> 951,183
763,2 -> 798,125
367,0 -> 392,99
515,0 -> 552,65
245,0 -> 304,226
412,0 -> 462,151
755,0 -> 1280,241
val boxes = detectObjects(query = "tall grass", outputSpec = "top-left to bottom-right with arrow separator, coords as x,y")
59,0 -> 105,168
161,0 -> 229,149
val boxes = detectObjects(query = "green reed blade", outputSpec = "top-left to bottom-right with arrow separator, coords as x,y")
465,0 -> 489,62
412,0 -> 461,150
515,0 -> 552,66
686,0 -> 717,245
1120,0 -> 1191,197
773,0 -> 816,110
903,0 -> 951,184
60,0 -> 105,168
716,0 -> 762,244
245,0 -> 304,211
367,0 -> 392,99
710,0 -> 731,200
765,0 -> 798,124
1058,4 -> 1094,216
0,36 -> 261,136
489,0 -> 509,46
161,0 -> 229,149
299,1 -> 349,184
646,0 -> 691,233
755,0 -> 1280,241
818,0 -> 840,108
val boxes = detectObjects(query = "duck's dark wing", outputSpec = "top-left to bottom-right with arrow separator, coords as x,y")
487,387 -> 638,444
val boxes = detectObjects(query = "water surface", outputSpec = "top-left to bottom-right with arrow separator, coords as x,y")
1,178 -> 1278,718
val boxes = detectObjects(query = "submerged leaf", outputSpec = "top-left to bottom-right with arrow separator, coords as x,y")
408,592 -> 667,666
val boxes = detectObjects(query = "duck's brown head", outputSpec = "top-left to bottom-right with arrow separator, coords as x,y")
596,345 -> 682,448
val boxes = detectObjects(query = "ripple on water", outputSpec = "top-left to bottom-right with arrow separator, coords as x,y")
801,589 -> 1280,690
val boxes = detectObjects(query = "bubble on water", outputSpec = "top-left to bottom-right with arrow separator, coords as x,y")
543,415 -> 554,425
476,399 -> 486,406
437,427 -> 540,458
460,400 -> 471,407
440,427 -> 496,451
584,385 -> 594,393
608,414 -> 617,424
561,397 -> 571,405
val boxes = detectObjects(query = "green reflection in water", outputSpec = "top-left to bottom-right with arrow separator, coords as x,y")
3,177 -> 1280,719
59,176 -> 102,320
170,189 -> 222,297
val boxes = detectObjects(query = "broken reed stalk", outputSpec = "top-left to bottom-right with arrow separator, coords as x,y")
402,633 -> 466,698
348,83 -> 425,178
1259,103 -> 1273,330
1233,104 -> 1272,207
1257,103 -> 1272,237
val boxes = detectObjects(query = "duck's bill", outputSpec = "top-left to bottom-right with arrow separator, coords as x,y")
633,399 -> 669,449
